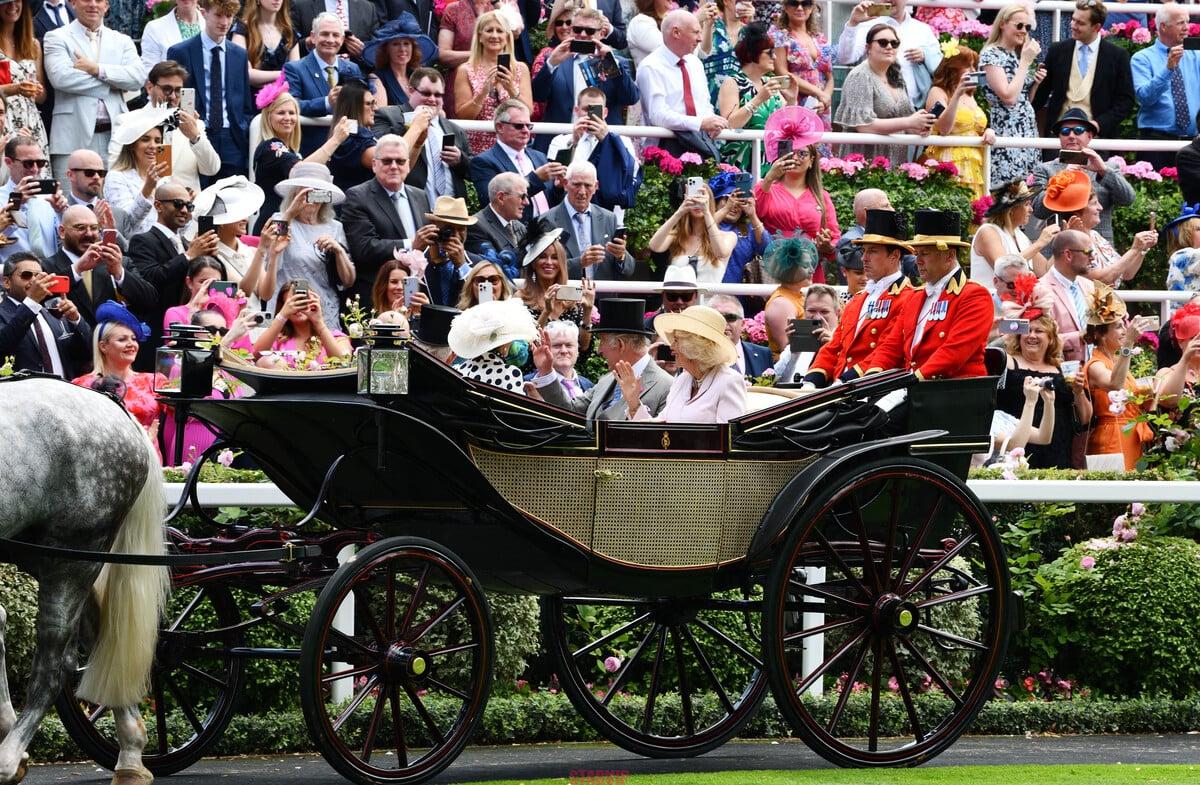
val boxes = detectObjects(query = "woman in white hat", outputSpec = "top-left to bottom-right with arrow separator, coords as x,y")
254,162 -> 354,333
104,104 -> 174,238
447,298 -> 540,393
194,175 -> 267,295
613,305 -> 747,423
516,223 -> 595,347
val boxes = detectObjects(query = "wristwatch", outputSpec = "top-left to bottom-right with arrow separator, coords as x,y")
1118,347 -> 1134,357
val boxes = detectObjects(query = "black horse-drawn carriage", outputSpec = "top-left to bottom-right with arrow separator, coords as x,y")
53,344 -> 1014,784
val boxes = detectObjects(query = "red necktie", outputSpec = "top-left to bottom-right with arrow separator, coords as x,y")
677,58 -> 696,117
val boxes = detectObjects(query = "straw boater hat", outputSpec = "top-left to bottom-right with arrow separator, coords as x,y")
1042,168 -> 1092,214
424,195 -> 477,226
652,305 -> 738,367
447,298 -> 539,360
908,209 -> 970,250
852,209 -> 914,252
1086,282 -> 1128,326
275,162 -> 345,204
194,176 -> 266,225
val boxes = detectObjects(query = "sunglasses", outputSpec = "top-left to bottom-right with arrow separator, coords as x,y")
15,158 -> 47,169
1069,247 -> 1094,257
14,270 -> 35,280
1059,125 -> 1090,136
154,85 -> 182,96
554,18 -> 572,26
721,312 -> 741,322
572,25 -> 599,35
872,38 -> 900,49
499,120 -> 534,130
663,291 -> 696,303
203,325 -> 229,337
159,199 -> 195,210
69,167 -> 107,178
785,0 -> 814,7
415,88 -> 445,98
377,157 -> 408,167
1012,21 -> 1031,31
477,275 -> 503,285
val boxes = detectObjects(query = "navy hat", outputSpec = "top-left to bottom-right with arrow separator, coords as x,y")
96,300 -> 151,342
1056,108 -> 1099,135
362,14 -> 437,67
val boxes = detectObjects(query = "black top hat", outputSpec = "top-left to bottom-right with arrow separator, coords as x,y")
909,208 -> 969,249
414,304 -> 459,347
1056,108 -> 1099,135
853,209 -> 913,252
593,298 -> 656,336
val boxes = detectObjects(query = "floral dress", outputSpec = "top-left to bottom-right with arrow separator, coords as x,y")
703,18 -> 740,108
720,71 -> 783,175
71,372 -> 166,432
1167,249 -> 1200,293
464,62 -> 514,155
979,45 -> 1040,186
771,26 -> 835,129
923,101 -> 989,200
107,0 -> 144,39
1,54 -> 47,154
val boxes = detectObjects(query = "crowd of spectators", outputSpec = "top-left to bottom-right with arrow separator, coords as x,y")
0,0 -> 1198,465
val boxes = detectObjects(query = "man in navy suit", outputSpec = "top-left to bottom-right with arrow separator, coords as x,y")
531,6 -> 638,152
468,99 -> 564,223
166,0 -> 253,182
710,295 -> 772,378
284,13 -> 366,156
34,0 -> 73,38
0,253 -> 91,380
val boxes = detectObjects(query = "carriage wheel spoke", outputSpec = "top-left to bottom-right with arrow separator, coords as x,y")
917,624 -> 987,651
163,674 -> 204,736
793,628 -> 867,696
783,616 -> 863,643
325,627 -> 378,659
86,703 -> 106,724
849,495 -> 883,595
901,534 -> 977,598
323,662 -> 378,685
886,640 -> 925,743
409,595 -> 465,644
178,661 -> 228,691
385,569 -> 398,641
404,681 -> 445,744
681,625 -> 735,715
399,564 -> 430,636
354,586 -> 387,647
916,584 -> 993,609
640,625 -> 668,734
787,577 -> 868,610
897,636 -> 962,707
427,641 -> 480,658
361,683 -> 387,763
671,627 -> 695,737
569,609 -> 653,659
333,675 -> 380,732
880,478 -> 901,591
388,686 -> 408,768
826,636 -> 870,735
693,618 -> 762,668
169,588 -> 207,632
893,496 -> 944,591
867,637 -> 883,752
812,529 -> 871,600
426,676 -> 469,702
600,623 -> 658,707
152,674 -> 169,755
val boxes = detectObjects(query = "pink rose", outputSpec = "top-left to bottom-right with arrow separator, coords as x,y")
679,152 -> 703,165
217,449 -> 235,468
1161,167 -> 1179,179
604,656 -> 622,673
1080,555 -> 1096,570
871,155 -> 891,169
887,676 -> 900,693
1131,27 -> 1151,44
1130,502 -> 1145,517
844,153 -> 866,163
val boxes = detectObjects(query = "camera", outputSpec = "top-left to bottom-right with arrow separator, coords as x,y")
1041,379 -> 1055,391
437,225 -> 453,242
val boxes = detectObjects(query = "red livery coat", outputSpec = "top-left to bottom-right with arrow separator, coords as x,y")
808,275 -> 916,381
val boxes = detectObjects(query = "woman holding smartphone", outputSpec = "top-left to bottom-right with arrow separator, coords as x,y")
105,107 -> 174,238
454,12 -> 532,155
978,4 -> 1044,187
456,260 -> 515,310
253,279 -> 352,368
371,258 -> 431,316
648,183 -> 738,286
0,0 -> 47,157
772,0 -> 834,124
923,46 -> 994,200
718,23 -> 785,175
517,226 -> 596,346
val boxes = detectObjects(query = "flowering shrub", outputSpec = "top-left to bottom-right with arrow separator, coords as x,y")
933,21 -> 992,51
1112,170 -> 1184,292
742,310 -> 769,345
1099,19 -> 1157,56
623,146 -> 718,265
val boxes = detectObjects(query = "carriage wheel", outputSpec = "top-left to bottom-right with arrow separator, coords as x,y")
56,584 -> 244,776
762,458 -> 1010,768
300,537 -> 492,785
542,589 -> 767,758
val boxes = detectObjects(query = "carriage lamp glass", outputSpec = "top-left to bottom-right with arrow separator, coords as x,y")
357,323 -> 410,395
155,324 -> 218,397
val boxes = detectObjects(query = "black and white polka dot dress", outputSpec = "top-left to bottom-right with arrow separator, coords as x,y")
456,351 -> 524,393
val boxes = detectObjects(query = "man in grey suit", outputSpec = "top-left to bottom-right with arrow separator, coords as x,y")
529,298 -> 671,421
466,172 -> 527,257
340,135 -> 431,307
44,0 -> 145,184
544,161 -> 634,281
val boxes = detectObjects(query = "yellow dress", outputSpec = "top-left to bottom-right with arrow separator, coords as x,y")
924,102 -> 988,201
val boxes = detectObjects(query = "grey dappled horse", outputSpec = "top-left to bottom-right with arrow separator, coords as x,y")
0,377 -> 168,784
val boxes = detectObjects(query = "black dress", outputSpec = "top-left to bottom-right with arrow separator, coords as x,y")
994,356 -> 1080,469
252,137 -> 301,234
231,21 -> 297,71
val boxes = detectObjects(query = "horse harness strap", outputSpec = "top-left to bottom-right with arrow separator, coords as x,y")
0,538 -> 323,566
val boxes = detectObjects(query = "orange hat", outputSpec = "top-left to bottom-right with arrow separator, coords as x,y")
1042,169 -> 1092,213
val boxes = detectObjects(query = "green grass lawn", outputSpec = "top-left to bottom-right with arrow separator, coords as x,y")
460,765 -> 1200,785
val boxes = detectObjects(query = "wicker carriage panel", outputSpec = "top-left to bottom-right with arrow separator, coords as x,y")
592,457 -> 727,567
719,459 -> 814,561
468,447 -> 596,547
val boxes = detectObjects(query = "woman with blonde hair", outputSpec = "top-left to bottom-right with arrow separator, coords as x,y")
518,225 -> 596,345
105,107 -> 173,238
456,260 -> 516,310
970,178 -> 1058,285
453,12 -> 533,155
923,45 -> 994,200
1165,204 -> 1200,293
648,184 -> 738,286
614,305 -> 746,423
231,0 -> 300,87
979,4 -> 1045,185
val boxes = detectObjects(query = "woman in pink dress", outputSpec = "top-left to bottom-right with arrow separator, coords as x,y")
72,301 -> 166,439
440,0 -> 525,118
253,279 -> 352,368
453,11 -> 533,155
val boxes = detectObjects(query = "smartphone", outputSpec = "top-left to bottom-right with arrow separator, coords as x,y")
197,215 -> 215,236
586,104 -> 603,121
48,274 -> 70,295
867,2 -> 891,16
293,281 -> 310,303
1142,316 -> 1161,332
180,87 -> 195,113
1059,150 -> 1089,166
685,176 -> 705,199
555,147 -> 573,165
307,189 -> 333,204
497,52 -> 511,71
1060,360 -> 1081,379
102,229 -> 118,246
1184,37 -> 1200,51
442,134 -> 457,149
731,171 -> 754,197
789,318 -> 822,353
570,39 -> 597,55
964,70 -> 985,87
155,144 -> 172,176
8,192 -> 20,208
403,275 -> 420,307
655,344 -> 675,363
555,285 -> 582,302
272,218 -> 289,237
778,139 -> 793,159
476,280 -> 493,303
998,318 -> 1030,335
249,311 -> 269,326
35,179 -> 58,195
613,226 -> 627,241
929,101 -> 946,119
346,119 -> 358,135
208,280 -> 238,298
764,75 -> 789,91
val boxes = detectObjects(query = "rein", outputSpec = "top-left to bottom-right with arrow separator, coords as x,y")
0,538 -> 323,566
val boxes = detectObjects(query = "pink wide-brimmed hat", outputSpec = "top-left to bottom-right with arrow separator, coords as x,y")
764,106 -> 823,163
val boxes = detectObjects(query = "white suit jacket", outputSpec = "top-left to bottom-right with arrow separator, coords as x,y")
44,21 -> 146,155
140,9 -> 185,74
107,117 -> 220,195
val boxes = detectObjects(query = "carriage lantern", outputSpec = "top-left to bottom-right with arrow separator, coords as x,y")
154,323 -> 218,398
356,323 -> 410,396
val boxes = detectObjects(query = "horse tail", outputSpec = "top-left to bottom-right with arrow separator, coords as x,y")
76,427 -> 170,708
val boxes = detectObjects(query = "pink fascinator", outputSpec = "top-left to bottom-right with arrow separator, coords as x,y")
204,290 -> 245,328
255,72 -> 290,111
998,275 -> 1054,321
764,106 -> 823,163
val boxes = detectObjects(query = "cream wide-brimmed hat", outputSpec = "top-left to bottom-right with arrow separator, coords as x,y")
274,162 -> 345,204
447,298 -> 539,360
194,176 -> 266,225
110,104 -> 176,149
652,305 -> 737,367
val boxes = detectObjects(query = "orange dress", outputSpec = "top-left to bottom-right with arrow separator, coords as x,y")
1084,351 -> 1153,471
765,286 -> 806,357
